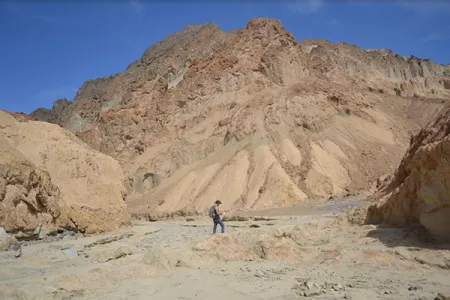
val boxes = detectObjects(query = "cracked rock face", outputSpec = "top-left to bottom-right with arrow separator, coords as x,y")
0,110 -> 130,234
0,134 -> 65,233
366,107 -> 450,242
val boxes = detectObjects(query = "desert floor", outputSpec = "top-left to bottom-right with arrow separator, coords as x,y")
1,195 -> 449,300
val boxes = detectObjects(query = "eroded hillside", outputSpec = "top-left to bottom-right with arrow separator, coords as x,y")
29,18 -> 450,219
366,107 -> 450,242
0,111 -> 130,234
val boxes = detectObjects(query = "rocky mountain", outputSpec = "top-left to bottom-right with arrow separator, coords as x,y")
366,106 -> 450,242
28,18 -> 450,220
0,110 -> 130,234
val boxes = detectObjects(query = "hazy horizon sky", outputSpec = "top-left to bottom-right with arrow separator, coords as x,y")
1,0 -> 449,113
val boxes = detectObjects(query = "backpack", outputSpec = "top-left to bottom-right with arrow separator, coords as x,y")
208,206 -> 216,218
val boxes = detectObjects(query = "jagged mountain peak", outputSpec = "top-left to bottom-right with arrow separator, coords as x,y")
27,17 -> 450,219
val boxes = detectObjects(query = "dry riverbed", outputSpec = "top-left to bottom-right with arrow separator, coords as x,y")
1,198 -> 450,300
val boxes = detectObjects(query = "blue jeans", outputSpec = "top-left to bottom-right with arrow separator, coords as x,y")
213,217 -> 225,234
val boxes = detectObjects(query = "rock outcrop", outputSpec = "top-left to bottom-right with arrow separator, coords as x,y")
28,18 -> 450,219
0,110 -> 130,234
366,107 -> 450,242
0,135 -> 67,232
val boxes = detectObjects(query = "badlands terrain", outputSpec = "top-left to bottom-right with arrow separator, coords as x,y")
1,17 -> 450,299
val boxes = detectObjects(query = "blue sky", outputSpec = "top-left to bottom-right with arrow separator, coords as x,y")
1,0 -> 449,114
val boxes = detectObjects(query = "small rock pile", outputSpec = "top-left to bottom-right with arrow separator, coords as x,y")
293,278 -> 345,298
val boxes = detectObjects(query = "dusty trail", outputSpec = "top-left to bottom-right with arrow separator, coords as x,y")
1,197 -> 449,300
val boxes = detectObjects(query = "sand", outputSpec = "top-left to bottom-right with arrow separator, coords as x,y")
1,196 -> 449,300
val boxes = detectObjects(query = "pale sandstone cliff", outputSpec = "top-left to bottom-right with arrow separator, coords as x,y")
366,107 -> 450,242
0,110 -> 130,233
0,135 -> 69,233
28,18 -> 450,219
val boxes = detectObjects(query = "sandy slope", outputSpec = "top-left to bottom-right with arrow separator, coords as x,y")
0,110 -> 130,234
28,18 -> 450,220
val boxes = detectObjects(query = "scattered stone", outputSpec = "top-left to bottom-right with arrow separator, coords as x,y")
14,231 -> 29,239
8,241 -> 22,258
227,216 -> 250,222
90,246 -> 134,263
14,248 -> 22,258
49,244 -> 74,250
33,224 -> 42,235
304,286 -> 321,297
38,227 -> 51,240
249,224 -> 260,228
255,270 -> 266,278
294,279 -> 347,297
144,229 -> 162,235
270,267 -> 289,274
305,279 -> 319,289
436,293 -> 450,300
85,233 -> 134,248
113,246 -> 132,259
408,286 -> 423,291
253,217 -> 276,221
384,290 -> 392,294
77,249 -> 88,258
293,279 -> 327,297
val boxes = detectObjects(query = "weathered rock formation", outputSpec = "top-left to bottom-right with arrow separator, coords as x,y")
28,18 -> 450,219
0,110 -> 130,234
0,135 -> 67,232
366,107 -> 450,242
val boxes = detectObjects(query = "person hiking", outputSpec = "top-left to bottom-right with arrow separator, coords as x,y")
209,200 -> 225,234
